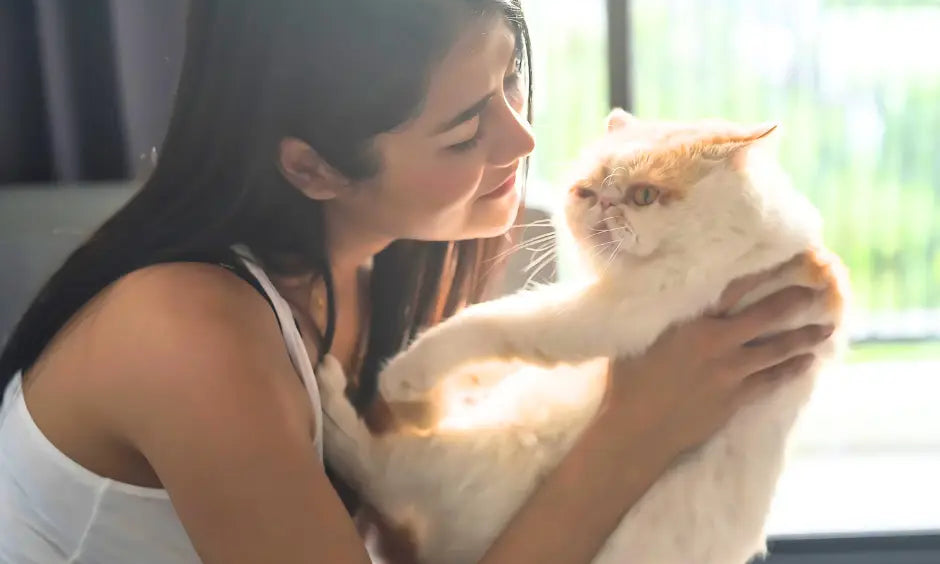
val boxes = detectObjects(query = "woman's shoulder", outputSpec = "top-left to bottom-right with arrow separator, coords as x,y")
97,261 -> 281,365
88,261 -> 299,390
31,260 -> 313,445
16,260 -> 316,496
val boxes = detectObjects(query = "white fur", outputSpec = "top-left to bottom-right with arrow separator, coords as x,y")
318,118 -> 848,564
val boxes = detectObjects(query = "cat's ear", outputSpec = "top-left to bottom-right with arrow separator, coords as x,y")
738,123 -> 778,144
278,137 -> 351,200
701,123 -> 779,167
606,108 -> 637,132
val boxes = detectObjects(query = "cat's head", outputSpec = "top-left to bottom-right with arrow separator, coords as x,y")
563,109 -> 816,281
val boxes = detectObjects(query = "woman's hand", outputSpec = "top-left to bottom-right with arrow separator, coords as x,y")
604,253 -> 835,460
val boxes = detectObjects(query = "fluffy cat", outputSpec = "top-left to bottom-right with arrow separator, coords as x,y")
317,109 -> 849,564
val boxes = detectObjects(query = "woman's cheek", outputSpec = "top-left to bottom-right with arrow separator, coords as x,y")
416,161 -> 485,207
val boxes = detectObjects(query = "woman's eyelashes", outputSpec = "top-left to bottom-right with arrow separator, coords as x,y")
448,133 -> 482,153
448,117 -> 483,153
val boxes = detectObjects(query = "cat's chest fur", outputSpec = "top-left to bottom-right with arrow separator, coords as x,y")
582,236 -> 811,356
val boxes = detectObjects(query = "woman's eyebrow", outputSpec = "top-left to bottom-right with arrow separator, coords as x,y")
434,93 -> 495,135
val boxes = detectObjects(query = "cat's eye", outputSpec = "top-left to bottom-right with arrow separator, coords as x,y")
575,187 -> 596,200
630,184 -> 660,206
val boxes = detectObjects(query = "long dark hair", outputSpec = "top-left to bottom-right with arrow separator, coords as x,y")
0,0 -> 533,409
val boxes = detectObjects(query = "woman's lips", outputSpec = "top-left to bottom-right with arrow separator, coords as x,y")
481,172 -> 517,200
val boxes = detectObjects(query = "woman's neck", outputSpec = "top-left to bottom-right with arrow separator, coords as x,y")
318,219 -> 389,376
325,213 -> 391,285
269,217 -> 389,374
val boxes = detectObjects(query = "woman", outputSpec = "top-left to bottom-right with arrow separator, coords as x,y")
0,1 -> 832,562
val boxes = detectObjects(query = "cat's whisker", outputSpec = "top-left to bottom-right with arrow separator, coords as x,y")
589,224 -> 623,235
509,218 -> 554,229
588,241 -> 619,264
586,243 -> 619,264
588,239 -> 619,252
525,243 -> 556,254
585,226 -> 628,240
600,238 -> 624,277
517,231 -> 556,245
602,167 -> 626,189
491,232 -> 557,261
524,246 -> 557,274
481,234 -> 557,280
524,249 -> 558,287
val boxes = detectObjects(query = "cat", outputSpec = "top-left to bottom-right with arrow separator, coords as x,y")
317,109 -> 849,564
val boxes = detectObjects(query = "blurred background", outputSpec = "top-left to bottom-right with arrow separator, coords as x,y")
1,0 -> 938,549
526,0 -> 940,541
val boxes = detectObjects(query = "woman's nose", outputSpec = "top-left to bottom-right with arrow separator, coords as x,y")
488,103 -> 535,168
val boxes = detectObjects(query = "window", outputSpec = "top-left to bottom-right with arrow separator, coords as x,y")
525,0 -> 940,557
524,0 -> 608,204
628,0 -> 940,539
517,0 -> 610,285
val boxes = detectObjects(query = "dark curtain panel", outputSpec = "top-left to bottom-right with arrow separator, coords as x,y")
0,0 -> 51,184
0,0 -> 186,186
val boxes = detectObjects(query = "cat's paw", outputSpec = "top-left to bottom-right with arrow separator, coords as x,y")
376,345 -> 451,431
316,356 -> 350,406
377,349 -> 437,404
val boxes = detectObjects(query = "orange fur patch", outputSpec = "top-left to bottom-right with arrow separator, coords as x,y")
797,247 -> 849,316
364,394 -> 442,436
575,120 -> 779,205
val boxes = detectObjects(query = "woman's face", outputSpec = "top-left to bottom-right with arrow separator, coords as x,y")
321,15 -> 536,244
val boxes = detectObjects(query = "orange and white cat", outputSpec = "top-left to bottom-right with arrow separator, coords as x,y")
318,110 -> 849,564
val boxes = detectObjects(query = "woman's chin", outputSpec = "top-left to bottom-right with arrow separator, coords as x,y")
473,190 -> 522,235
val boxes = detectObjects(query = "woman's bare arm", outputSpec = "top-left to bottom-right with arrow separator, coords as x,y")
84,264 -> 373,563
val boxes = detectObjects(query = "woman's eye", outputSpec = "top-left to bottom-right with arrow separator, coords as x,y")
631,184 -> 660,206
448,133 -> 481,153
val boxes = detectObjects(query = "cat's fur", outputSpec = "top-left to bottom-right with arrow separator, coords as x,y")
318,110 -> 849,564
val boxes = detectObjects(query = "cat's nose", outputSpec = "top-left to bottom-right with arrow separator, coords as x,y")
598,195 -> 619,210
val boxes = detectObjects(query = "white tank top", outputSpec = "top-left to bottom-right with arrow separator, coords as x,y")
0,249 -> 328,563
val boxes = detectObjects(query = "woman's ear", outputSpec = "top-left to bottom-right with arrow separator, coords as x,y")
278,137 -> 350,200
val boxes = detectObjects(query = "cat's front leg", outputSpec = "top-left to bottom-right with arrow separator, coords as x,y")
379,285 -> 605,406
317,358 -> 373,489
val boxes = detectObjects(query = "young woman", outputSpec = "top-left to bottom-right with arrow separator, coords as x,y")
0,1 -> 832,562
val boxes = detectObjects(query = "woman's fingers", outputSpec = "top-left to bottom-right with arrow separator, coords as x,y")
710,285 -> 820,348
733,353 -> 816,406
736,324 -> 833,376
709,253 -> 809,316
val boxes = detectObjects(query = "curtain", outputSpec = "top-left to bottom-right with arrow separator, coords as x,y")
0,0 -> 186,186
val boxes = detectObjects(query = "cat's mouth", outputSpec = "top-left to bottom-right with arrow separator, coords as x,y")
577,215 -> 637,266
586,216 -> 635,245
